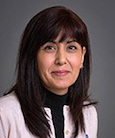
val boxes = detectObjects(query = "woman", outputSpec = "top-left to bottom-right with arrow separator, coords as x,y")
0,6 -> 98,138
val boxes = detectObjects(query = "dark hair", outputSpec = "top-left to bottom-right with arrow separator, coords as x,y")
7,6 -> 94,137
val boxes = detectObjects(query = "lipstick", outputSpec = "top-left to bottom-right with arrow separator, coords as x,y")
52,70 -> 70,76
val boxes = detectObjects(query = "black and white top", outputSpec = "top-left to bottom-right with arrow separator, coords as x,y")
44,90 -> 68,138
0,92 -> 98,138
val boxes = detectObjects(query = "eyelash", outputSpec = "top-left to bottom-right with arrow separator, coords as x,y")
43,45 -> 77,52
67,45 -> 77,50
44,45 -> 55,50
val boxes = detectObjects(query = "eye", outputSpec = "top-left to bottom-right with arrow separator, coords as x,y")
43,44 -> 56,53
44,45 -> 55,50
67,45 -> 77,50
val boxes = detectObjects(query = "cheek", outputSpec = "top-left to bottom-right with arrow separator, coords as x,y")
70,57 -> 82,83
70,55 -> 82,70
37,58 -> 47,74
37,55 -> 53,78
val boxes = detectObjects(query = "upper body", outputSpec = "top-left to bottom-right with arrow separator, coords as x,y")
0,92 -> 98,138
1,6 -> 98,138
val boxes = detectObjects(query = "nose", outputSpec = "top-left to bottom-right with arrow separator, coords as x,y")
55,49 -> 67,65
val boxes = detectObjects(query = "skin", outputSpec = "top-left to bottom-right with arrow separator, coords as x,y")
37,34 -> 86,95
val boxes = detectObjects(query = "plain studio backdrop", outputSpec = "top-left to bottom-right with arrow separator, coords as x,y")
0,0 -> 115,137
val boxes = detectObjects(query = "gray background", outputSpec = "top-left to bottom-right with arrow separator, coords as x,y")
0,0 -> 114,137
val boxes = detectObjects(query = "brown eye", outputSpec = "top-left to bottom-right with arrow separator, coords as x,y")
44,45 -> 56,50
43,45 -> 56,53
67,45 -> 77,50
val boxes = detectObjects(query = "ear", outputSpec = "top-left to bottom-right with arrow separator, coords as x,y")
80,47 -> 86,68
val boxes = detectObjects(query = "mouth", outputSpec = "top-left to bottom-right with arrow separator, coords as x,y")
51,70 -> 70,76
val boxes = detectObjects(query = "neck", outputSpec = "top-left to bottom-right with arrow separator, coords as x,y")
44,89 -> 68,108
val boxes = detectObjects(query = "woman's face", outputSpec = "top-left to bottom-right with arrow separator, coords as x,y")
37,34 -> 86,95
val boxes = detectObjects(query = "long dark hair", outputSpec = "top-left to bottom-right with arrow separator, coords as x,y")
7,6 -> 94,137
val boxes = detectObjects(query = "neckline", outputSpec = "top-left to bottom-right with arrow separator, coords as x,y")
44,89 -> 68,108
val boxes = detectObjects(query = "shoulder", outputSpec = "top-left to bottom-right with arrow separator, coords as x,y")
0,92 -> 22,122
0,93 -> 36,138
83,104 -> 98,137
0,92 -> 26,137
0,92 -> 20,111
83,104 -> 97,118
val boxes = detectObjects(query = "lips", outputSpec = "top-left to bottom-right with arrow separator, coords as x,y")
51,70 -> 70,76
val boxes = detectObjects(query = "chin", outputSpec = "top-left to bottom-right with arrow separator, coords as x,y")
53,84 -> 71,91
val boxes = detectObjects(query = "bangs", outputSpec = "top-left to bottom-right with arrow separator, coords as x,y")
34,6 -> 88,48
40,17 -> 87,47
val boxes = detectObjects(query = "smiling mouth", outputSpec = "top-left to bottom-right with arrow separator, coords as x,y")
51,70 -> 70,76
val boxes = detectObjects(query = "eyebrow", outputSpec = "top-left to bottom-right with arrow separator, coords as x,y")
66,40 -> 77,43
49,40 -> 77,44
